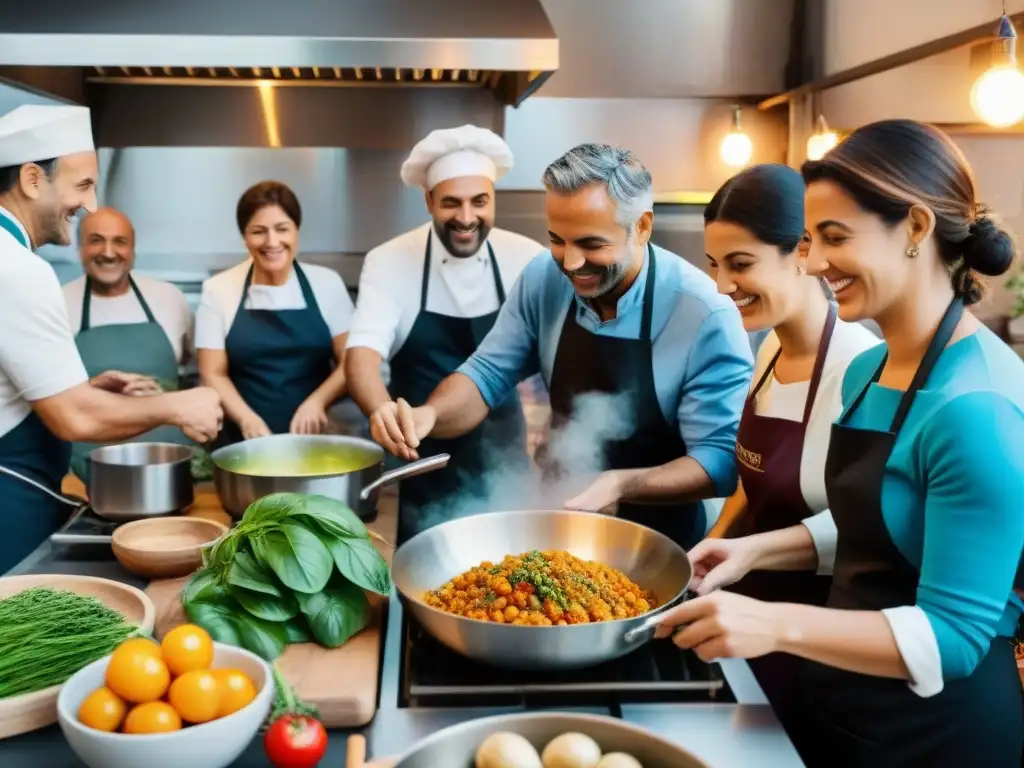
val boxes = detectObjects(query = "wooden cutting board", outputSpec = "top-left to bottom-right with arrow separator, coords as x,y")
146,575 -> 385,728
346,735 -> 395,768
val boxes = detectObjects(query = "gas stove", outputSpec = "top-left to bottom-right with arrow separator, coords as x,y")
50,506 -> 121,546
398,614 -> 732,710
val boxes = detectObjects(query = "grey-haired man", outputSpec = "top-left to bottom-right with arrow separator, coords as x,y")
368,143 -> 753,549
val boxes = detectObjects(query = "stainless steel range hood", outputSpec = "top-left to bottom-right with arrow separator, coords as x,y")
0,0 -> 559,148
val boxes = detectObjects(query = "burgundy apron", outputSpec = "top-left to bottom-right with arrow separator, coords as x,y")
726,300 -> 837,729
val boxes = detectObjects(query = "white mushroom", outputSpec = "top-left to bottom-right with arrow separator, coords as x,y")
596,754 -> 643,768
541,732 -> 603,768
475,731 -> 543,768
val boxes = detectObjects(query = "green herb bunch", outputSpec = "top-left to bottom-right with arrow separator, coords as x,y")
181,493 -> 392,661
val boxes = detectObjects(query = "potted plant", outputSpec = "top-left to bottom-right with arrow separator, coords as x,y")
1007,270 -> 1024,343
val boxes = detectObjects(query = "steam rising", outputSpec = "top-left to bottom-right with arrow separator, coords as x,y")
413,390 -> 637,532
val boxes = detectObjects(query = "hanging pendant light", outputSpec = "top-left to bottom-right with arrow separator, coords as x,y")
720,106 -> 753,168
971,12 -> 1024,128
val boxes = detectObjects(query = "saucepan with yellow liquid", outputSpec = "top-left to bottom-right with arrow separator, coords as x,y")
210,435 -> 449,520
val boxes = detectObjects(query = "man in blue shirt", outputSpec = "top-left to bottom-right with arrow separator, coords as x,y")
370,143 -> 753,548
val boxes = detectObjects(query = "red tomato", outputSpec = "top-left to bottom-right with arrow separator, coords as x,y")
264,715 -> 328,768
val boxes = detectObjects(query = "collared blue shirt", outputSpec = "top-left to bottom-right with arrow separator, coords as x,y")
456,244 -> 754,496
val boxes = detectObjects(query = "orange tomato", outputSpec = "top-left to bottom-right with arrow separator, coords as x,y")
116,637 -> 162,658
213,668 -> 257,717
160,624 -> 214,677
77,687 -> 127,732
105,644 -> 170,704
123,701 -> 182,734
168,669 -> 221,724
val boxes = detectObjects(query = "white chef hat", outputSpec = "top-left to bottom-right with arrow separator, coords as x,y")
400,124 -> 513,190
0,104 -> 95,167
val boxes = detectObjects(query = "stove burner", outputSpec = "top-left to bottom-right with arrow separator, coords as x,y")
50,506 -> 121,545
399,616 -> 731,709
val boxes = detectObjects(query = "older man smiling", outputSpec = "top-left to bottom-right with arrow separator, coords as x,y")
369,143 -> 754,550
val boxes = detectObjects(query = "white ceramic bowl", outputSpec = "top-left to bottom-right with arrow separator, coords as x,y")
57,642 -> 274,768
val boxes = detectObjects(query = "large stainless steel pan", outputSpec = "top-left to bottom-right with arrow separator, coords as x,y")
392,711 -> 711,767
393,509 -> 693,670
211,434 -> 448,520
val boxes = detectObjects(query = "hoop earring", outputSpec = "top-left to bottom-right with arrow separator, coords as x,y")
906,244 -> 919,258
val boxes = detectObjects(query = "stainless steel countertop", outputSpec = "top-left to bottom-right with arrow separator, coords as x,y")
0,492 -> 805,768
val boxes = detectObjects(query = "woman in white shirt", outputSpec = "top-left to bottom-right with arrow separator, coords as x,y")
195,181 -> 354,443
702,163 -> 878,732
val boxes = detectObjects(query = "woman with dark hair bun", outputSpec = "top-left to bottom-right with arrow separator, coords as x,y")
196,180 -> 355,443
702,163 -> 878,730
655,121 -> 1024,767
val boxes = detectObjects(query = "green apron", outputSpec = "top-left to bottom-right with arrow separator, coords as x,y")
70,276 -> 195,483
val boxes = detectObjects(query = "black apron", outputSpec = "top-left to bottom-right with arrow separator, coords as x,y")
726,300 -> 837,728
389,234 -> 528,545
793,297 -> 1024,767
220,262 -> 336,445
545,244 -> 705,550
0,211 -> 73,571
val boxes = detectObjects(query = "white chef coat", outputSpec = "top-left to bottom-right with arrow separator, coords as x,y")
194,259 -> 354,350
0,210 -> 88,439
62,275 -> 194,365
346,223 -> 545,360
748,318 -> 881,517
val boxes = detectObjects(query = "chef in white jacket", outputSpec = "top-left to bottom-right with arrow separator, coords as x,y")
345,124 -> 544,543
0,105 -> 222,571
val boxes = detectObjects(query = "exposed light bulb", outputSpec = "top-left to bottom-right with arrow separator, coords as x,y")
806,115 -> 839,160
720,131 -> 753,167
971,65 -> 1024,127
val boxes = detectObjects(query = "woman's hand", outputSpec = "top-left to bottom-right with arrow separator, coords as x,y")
290,396 -> 331,435
653,590 -> 784,662
240,414 -> 272,441
563,470 -> 628,514
686,536 -> 762,595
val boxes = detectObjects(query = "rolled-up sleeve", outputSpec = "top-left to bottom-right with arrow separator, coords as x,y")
456,262 -> 542,408
888,392 -> 1024,696
676,307 -> 752,496
0,259 -> 88,400
346,248 -> 403,359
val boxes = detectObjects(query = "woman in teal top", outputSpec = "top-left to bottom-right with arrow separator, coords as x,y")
653,119 -> 1024,767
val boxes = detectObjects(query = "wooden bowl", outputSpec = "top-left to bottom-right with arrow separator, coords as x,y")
112,517 -> 228,579
0,573 -> 155,740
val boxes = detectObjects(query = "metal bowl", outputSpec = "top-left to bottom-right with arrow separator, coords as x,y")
211,434 -> 448,520
88,442 -> 195,522
392,509 -> 693,670
392,711 -> 711,767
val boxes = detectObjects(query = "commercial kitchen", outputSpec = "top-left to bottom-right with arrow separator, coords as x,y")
1,1 -> 1024,766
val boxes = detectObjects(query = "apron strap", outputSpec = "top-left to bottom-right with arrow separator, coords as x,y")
839,297 -> 964,431
420,232 -> 505,309
486,241 -> 506,305
889,297 -> 964,433
419,233 -> 432,311
640,242 -> 657,342
801,300 -> 838,425
749,348 -> 781,402
0,209 -> 29,248
81,275 -> 158,332
235,261 -> 324,316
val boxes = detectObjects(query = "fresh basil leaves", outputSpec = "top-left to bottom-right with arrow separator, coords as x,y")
181,492 -> 390,660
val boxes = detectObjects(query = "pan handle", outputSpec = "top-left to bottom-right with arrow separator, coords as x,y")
622,589 -> 697,645
358,453 -> 450,501
0,465 -> 83,508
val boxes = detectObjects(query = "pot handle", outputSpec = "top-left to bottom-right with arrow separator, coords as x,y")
0,465 -> 83,508
622,589 -> 697,645
358,453 -> 450,501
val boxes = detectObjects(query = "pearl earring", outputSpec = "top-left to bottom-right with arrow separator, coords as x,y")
906,244 -> 919,258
